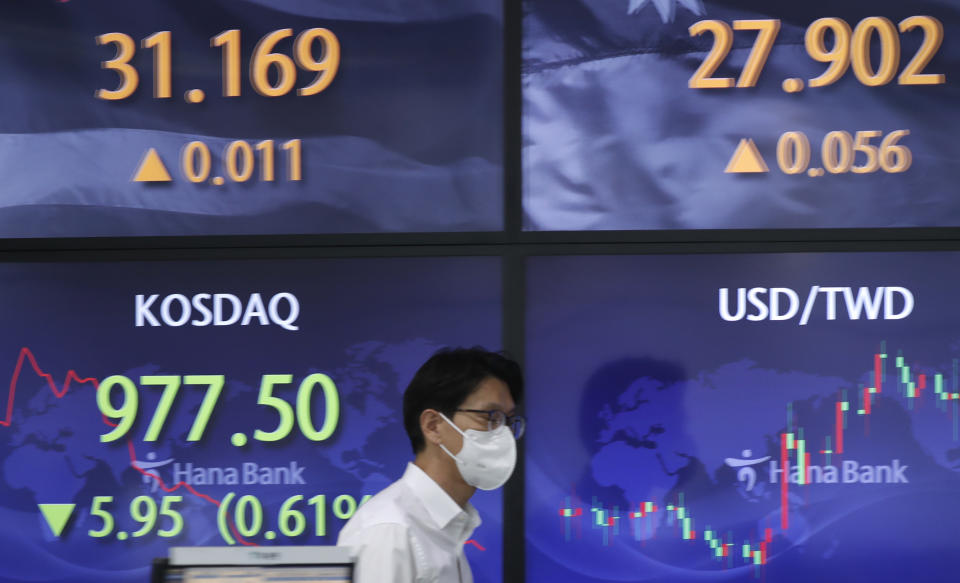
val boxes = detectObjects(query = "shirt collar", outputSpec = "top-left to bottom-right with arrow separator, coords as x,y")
402,462 -> 481,532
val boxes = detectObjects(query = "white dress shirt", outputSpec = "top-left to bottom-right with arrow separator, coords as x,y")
337,462 -> 482,583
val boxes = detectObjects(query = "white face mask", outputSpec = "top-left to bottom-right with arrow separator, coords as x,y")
437,412 -> 517,491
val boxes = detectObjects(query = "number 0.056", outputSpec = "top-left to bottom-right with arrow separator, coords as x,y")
776,130 -> 911,175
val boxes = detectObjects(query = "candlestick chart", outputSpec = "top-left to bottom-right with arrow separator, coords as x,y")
553,344 -> 960,577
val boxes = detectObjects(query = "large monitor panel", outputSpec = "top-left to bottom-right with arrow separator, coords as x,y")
526,252 -> 960,582
0,256 -> 503,583
524,1 -> 960,230
0,1 -> 503,237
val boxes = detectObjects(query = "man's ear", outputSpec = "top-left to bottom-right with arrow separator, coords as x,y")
420,409 -> 444,447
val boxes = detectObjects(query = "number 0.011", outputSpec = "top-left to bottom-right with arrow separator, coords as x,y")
181,139 -> 302,183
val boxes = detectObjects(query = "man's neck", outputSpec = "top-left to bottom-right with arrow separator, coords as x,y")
413,454 -> 475,508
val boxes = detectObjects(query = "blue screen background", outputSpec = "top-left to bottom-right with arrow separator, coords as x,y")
525,252 -> 960,582
0,0 -> 502,237
524,0 -> 960,229
0,257 -> 503,583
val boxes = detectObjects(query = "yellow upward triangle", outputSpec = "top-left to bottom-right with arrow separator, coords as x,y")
724,139 -> 769,174
133,148 -> 172,182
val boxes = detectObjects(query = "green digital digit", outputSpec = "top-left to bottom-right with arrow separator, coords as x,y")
129,495 -> 158,537
296,373 -> 340,441
87,496 -> 114,538
157,496 -> 184,537
97,376 -> 138,443
184,375 -> 226,441
140,376 -> 181,442
234,495 -> 263,537
253,375 -> 295,442
308,494 -> 326,537
278,495 -> 306,537
332,495 -> 357,520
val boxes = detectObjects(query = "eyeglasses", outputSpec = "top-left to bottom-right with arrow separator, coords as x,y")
456,409 -> 526,439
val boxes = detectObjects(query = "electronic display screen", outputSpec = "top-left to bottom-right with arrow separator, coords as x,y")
0,1 -> 503,237
0,257 -> 503,583
526,252 -> 960,581
523,1 -> 960,230
165,566 -> 351,583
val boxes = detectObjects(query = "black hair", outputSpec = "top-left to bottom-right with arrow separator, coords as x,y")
402,347 -> 523,453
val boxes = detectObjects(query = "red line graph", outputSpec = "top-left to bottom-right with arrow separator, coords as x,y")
1,347 -> 98,427
1,347 -> 253,545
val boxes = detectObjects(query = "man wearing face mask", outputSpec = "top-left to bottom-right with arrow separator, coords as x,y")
337,347 -> 524,583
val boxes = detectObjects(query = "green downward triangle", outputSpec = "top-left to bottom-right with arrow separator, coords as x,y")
38,503 -> 75,537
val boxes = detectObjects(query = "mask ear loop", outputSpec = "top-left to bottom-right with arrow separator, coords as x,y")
437,412 -> 466,437
436,412 -> 466,464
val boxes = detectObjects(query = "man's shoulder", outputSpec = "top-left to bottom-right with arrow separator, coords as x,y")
355,480 -> 413,521
339,477 -> 419,538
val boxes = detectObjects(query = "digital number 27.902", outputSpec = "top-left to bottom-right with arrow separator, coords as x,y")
689,16 -> 944,89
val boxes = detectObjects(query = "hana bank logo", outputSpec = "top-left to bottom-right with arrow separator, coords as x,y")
724,449 -> 771,492
134,452 -> 175,492
133,453 -> 307,487
724,448 -> 910,489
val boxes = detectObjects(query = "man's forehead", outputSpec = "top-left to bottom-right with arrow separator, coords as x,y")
470,399 -> 514,410
462,378 -> 515,411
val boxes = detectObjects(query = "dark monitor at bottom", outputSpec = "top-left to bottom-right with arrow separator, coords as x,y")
152,546 -> 352,583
